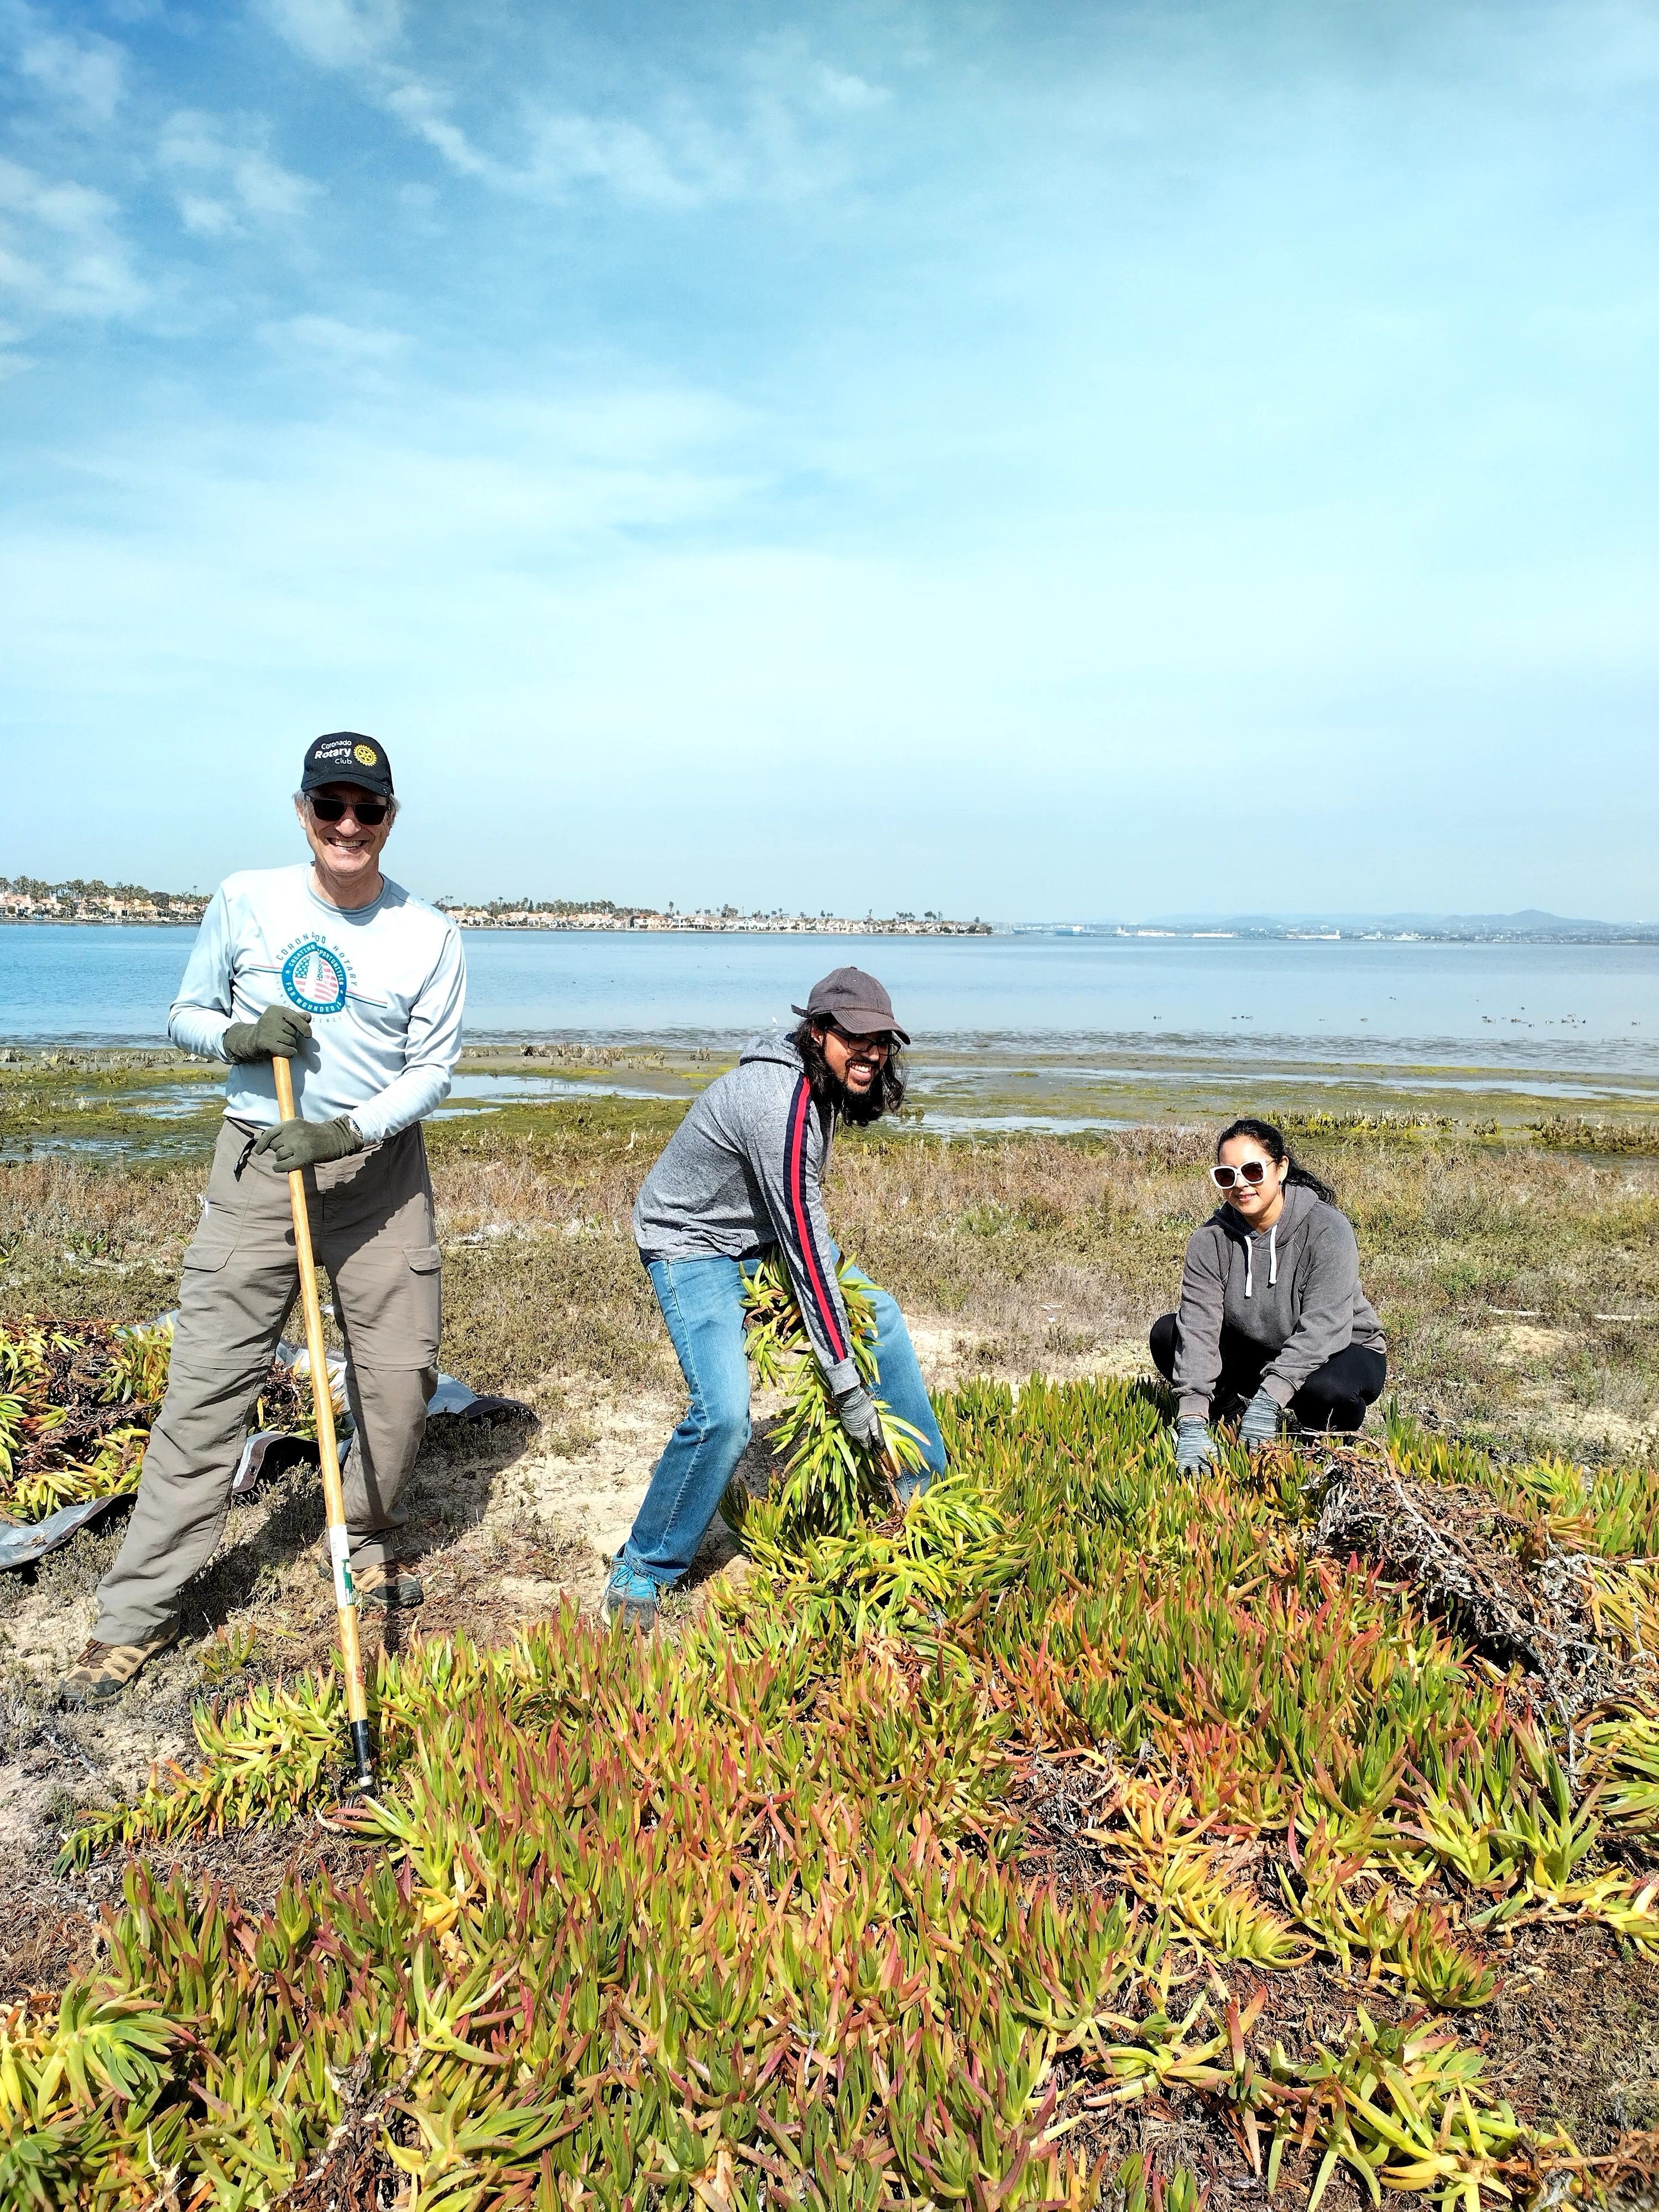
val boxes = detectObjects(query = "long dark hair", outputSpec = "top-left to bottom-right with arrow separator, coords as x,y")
791,1020 -> 906,1128
1215,1117 -> 1337,1204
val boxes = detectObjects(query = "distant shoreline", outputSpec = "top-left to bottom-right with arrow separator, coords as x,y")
0,915 -> 993,937
4,916 -> 1658,946
0,875 -> 990,935
1015,925 -> 1659,947
2,884 -> 1655,948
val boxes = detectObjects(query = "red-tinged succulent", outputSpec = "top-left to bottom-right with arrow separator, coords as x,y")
27,1377 -> 1659,2206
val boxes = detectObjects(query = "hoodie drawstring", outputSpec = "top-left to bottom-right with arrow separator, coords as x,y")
1242,1223 -> 1280,1298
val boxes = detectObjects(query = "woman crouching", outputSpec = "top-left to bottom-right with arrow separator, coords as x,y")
1150,1117 -> 1386,1473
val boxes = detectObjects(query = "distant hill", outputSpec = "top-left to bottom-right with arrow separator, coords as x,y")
1016,911 -> 1658,942
1150,910 -> 1651,936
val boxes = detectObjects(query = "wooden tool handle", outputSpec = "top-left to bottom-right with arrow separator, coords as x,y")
272,1055 -> 374,1785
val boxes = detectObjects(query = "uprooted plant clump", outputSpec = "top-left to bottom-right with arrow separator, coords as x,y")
1307,1410 -> 1659,1728
0,1316 -> 328,1526
9,1355 -> 1659,2208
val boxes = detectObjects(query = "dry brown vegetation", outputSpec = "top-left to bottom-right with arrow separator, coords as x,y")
3,1110 -> 1656,1458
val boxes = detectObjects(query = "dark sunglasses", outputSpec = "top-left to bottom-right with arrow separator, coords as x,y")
1211,1160 -> 1272,1191
309,794 -> 390,826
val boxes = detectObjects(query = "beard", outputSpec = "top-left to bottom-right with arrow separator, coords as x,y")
794,1020 -> 903,1126
825,1065 -> 888,1127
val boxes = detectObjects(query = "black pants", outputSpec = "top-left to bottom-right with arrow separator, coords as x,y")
1149,1313 -> 1386,1433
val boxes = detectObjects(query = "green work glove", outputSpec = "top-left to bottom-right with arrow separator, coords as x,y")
1174,1417 -> 1215,1474
254,1116 -> 362,1172
1239,1388 -> 1282,1451
223,1006 -> 312,1062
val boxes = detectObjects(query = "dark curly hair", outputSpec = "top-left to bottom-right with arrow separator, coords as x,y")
791,1020 -> 906,1128
1216,1117 -> 1337,1204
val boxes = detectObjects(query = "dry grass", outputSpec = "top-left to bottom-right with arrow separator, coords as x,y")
831,1128 -> 1659,1456
3,1110 -> 1657,1453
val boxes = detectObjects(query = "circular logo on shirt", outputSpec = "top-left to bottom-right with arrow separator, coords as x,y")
281,941 -> 349,1015
353,743 -> 378,767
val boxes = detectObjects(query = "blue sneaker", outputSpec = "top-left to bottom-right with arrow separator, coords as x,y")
602,1562 -> 660,1631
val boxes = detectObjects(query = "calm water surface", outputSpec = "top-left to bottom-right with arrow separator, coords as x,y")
2,925 -> 1655,1073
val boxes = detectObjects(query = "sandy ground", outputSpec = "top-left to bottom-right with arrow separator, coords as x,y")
1487,1320 -> 1656,1459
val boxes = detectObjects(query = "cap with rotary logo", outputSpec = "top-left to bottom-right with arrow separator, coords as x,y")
301,732 -> 394,798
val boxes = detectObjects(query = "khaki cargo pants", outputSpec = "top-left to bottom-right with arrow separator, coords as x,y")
93,1117 -> 441,1645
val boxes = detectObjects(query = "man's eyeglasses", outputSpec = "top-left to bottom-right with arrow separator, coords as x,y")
829,1023 -> 895,1057
1211,1160 -> 1272,1191
309,795 -> 390,826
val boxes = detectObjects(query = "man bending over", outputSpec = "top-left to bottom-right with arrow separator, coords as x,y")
62,733 -> 466,1705
604,966 -> 947,1630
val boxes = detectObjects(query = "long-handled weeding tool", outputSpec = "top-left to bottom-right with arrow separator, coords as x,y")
272,1056 -> 374,1788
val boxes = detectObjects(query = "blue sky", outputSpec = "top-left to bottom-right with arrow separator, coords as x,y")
2,0 -> 1656,921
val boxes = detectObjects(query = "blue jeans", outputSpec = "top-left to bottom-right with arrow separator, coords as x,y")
618,1254 -> 948,1588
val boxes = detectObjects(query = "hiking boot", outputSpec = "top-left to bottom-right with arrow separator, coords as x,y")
60,1626 -> 179,1709
314,1545 -> 422,1608
602,1563 -> 660,1631
353,1560 -> 424,1609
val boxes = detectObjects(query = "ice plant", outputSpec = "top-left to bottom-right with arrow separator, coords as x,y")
725,1251 -> 932,1538
0,1316 -> 332,1523
25,1378 -> 1659,2207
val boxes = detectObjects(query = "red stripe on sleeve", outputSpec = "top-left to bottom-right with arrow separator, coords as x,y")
787,1079 -> 847,1361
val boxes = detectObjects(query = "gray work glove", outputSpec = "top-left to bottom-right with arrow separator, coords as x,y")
254,1116 -> 362,1172
1239,1387 -> 1282,1450
224,1006 -> 312,1062
832,1382 -> 884,1452
1175,1417 -> 1216,1474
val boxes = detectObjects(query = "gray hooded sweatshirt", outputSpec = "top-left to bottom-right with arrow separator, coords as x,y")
1171,1180 -> 1385,1420
632,1034 -> 860,1396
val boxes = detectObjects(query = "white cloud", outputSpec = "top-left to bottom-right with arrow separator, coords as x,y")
257,0 -> 502,186
252,0 -> 888,211
232,148 -> 317,219
16,22 -> 126,122
380,80 -> 494,179
0,156 -> 147,318
507,65 -> 881,211
257,0 -> 400,72
526,113 -> 729,210
811,62 -> 890,112
176,192 -> 234,238
265,312 -> 407,362
157,111 -> 320,234
154,111 -> 222,171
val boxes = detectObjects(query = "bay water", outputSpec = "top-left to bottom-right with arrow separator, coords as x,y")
2,925 -> 1655,1075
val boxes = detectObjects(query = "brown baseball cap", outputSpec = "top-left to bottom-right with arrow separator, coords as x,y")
792,966 -> 910,1045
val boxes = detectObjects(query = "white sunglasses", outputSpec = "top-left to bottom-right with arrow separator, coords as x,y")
1211,1160 -> 1275,1191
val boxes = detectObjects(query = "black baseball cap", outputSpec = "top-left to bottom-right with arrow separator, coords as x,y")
301,732 -> 394,798
792,966 -> 910,1045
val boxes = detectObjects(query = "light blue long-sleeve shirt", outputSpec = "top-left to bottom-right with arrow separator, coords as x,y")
169,865 -> 466,1144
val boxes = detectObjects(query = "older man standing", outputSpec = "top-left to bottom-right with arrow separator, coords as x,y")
62,734 -> 466,1706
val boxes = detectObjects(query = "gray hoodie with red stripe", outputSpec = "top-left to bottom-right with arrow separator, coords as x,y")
632,1034 -> 858,1394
